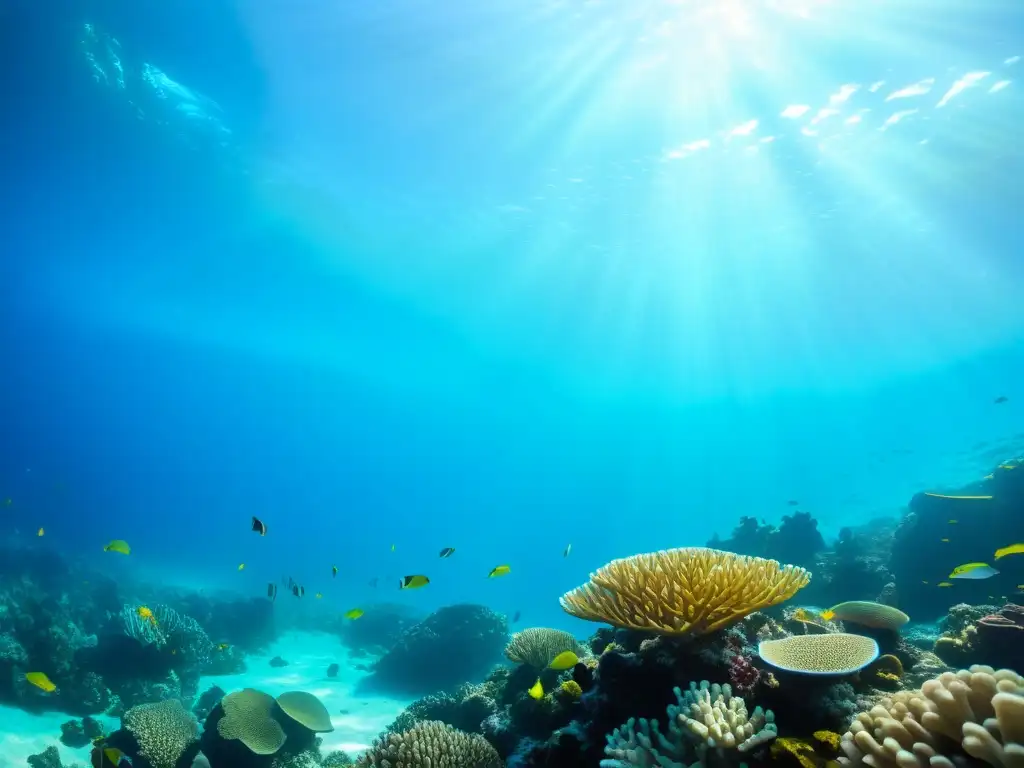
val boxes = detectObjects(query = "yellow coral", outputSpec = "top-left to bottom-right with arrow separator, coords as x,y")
813,730 -> 841,752
560,547 -> 811,636
559,680 -> 583,699
772,737 -> 818,768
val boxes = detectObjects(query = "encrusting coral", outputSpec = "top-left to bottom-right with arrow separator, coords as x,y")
602,680 -> 777,768
356,719 -> 503,767
561,548 -> 811,636
122,699 -> 199,768
837,664 -> 1024,768
504,628 -> 584,668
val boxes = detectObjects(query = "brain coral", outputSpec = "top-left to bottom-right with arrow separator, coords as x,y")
217,688 -> 286,755
355,720 -> 502,768
561,547 -> 811,635
837,664 -> 1024,768
276,691 -> 334,733
758,633 -> 880,675
504,628 -> 583,668
122,699 -> 199,768
828,601 -> 909,630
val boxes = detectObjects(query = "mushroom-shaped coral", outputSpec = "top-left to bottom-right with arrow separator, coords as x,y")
504,628 -> 584,668
758,634 -> 880,675
122,699 -> 199,768
826,601 -> 909,630
560,547 -> 811,635
217,688 -> 286,755
837,664 -> 1024,768
276,691 -> 334,733
355,720 -> 502,767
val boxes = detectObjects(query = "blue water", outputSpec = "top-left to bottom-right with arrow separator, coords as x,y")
2,0 -> 1023,633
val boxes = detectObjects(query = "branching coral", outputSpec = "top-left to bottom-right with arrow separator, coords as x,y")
837,664 -> 1024,768
561,547 -> 810,636
504,628 -> 584,668
356,719 -> 502,767
602,681 -> 777,768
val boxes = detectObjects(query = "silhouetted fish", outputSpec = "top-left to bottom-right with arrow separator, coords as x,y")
994,395 -> 1009,404
251,516 -> 267,536
327,663 -> 340,678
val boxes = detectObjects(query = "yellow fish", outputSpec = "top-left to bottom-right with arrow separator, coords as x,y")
344,608 -> 364,620
983,474 -> 994,480
24,672 -> 56,692
216,643 -> 230,651
332,565 -> 338,578
941,538 -> 950,543
103,539 -> 131,555
995,543 -> 1024,560
103,747 -> 126,766
937,582 -> 954,588
37,527 -> 44,537
792,607 -> 814,621
950,562 -> 990,576
948,519 -> 958,524
238,563 -> 245,571
549,650 -> 579,670
488,565 -> 511,578
391,544 -> 396,552
137,606 -> 157,626
315,592 -> 323,599
400,574 -> 430,589
820,609 -> 835,622
528,678 -> 544,700
1016,585 -> 1024,591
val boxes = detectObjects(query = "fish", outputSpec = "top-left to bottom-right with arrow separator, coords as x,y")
327,663 -> 340,678
792,608 -> 814,622
315,592 -> 323,599
787,500 -> 799,506
103,747 -> 127,766
238,563 -> 245,571
950,562 -> 991,577
267,583 -> 277,601
512,610 -> 521,623
37,528 -> 44,537
439,547 -> 455,558
488,565 -> 511,578
344,608 -> 364,620
994,396 -> 1008,404
941,538 -> 950,543
948,520 -> 958,524
400,574 -> 430,590
390,544 -> 395,552
1017,584 -> 1024,590
137,606 -> 157,625
103,540 -> 131,555
216,643 -> 230,651
922,581 -> 929,585
549,650 -> 579,670
332,565 -> 338,578
292,585 -> 305,598
563,544 -> 572,558
925,493 -> 994,500
24,672 -> 56,692
819,610 -> 835,622
937,582 -> 954,587
995,543 -> 1024,560
528,678 -> 544,700
251,516 -> 267,536
951,565 -> 999,580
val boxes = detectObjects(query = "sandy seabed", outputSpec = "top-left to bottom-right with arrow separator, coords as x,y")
0,632 -> 411,768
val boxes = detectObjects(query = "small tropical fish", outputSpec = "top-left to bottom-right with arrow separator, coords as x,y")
937,582 -> 954,587
267,583 -> 277,601
994,396 -> 1008,404
563,544 -> 572,558
292,584 -> 305,598
1017,584 -> 1024,590
950,562 -> 991,577
390,544 -> 395,552
315,592 -> 323,599
528,678 -> 544,700
137,606 -> 157,626
439,547 -> 455,558
344,608 -> 364,620
941,538 -> 950,543
984,474 -> 995,480
925,493 -> 994,500
400,574 -> 430,589
238,563 -> 245,571
512,610 -> 521,623
25,672 -> 56,692
251,516 -> 267,536
488,565 -> 511,578
549,650 -> 579,670
995,543 -> 1024,560
922,581 -> 929,585
216,643 -> 230,651
948,520 -> 958,524
37,527 -> 44,537
332,565 -> 338,578
103,539 -> 131,555
951,565 -> 999,580
819,609 -> 835,622
103,747 -> 127,766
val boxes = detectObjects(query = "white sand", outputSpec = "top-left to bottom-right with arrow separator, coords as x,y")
0,631 -> 412,768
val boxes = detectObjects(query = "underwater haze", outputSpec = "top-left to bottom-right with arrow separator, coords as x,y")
2,0 -> 1024,637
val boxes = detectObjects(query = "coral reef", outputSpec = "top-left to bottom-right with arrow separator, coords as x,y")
357,720 -> 502,767
505,628 -> 585,668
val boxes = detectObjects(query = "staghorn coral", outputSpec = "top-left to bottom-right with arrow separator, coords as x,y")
505,628 -> 584,668
561,548 -> 811,636
602,681 -> 777,768
122,699 -> 199,768
356,719 -> 502,767
216,688 -> 286,755
837,664 -> 1024,768
758,634 -> 880,675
